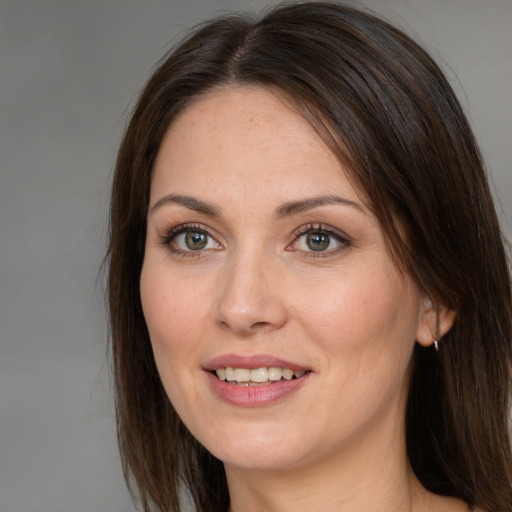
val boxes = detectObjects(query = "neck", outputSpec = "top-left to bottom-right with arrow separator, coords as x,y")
225,413 -> 425,512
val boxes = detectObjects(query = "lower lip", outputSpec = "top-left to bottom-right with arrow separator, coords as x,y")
206,372 -> 310,407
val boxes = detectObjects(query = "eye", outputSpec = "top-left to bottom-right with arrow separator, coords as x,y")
291,225 -> 350,255
302,232 -> 331,251
181,231 -> 209,250
162,224 -> 221,254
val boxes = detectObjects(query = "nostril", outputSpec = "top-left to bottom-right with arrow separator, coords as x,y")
251,321 -> 271,329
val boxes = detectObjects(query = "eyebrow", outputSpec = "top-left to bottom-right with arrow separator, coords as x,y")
150,193 -> 222,217
150,193 -> 363,218
275,195 -> 363,218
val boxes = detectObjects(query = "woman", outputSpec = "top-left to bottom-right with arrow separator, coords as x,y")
107,2 -> 512,511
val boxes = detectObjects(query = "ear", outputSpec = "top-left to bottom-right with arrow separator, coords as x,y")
416,296 -> 457,348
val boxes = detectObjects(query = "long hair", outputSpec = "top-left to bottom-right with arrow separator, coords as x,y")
107,2 -> 512,511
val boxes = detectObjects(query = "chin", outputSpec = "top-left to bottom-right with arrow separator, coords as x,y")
190,419 -> 306,470
218,445 -> 308,472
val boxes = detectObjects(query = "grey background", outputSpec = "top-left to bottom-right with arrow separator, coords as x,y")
1,1 -> 510,511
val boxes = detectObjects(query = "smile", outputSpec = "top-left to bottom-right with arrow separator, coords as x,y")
215,367 -> 307,385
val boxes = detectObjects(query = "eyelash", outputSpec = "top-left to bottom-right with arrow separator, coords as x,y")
290,224 -> 351,258
160,223 -> 217,258
160,222 -> 351,258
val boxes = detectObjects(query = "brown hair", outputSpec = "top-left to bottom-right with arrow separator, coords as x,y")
107,2 -> 512,511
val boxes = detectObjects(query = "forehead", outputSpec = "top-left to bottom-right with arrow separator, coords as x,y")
151,86 -> 363,206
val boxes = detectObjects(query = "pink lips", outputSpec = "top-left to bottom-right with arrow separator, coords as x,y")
204,354 -> 309,372
204,354 -> 311,408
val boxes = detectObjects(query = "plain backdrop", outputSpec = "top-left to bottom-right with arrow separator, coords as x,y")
1,1 -> 511,511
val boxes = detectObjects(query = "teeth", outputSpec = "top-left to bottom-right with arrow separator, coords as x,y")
268,367 -> 283,381
250,367 -> 269,383
282,368 -> 293,380
215,366 -> 307,384
234,368 -> 251,382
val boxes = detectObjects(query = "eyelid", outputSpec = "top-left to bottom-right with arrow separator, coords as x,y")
288,223 -> 351,256
159,222 -> 350,258
160,222 -> 223,256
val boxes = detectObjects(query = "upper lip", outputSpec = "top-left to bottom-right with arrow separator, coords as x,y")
203,354 -> 310,372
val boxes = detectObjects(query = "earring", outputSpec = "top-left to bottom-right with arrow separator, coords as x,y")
433,305 -> 440,351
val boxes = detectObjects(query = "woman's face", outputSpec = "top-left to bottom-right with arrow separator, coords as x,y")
141,87 -> 432,472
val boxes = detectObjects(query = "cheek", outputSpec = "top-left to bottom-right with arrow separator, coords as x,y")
140,264 -> 210,360
139,264 -> 212,418
293,269 -> 419,345
290,263 -> 421,406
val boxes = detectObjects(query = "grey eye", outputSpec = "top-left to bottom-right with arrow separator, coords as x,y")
305,232 -> 331,251
293,227 -> 349,255
306,233 -> 331,251
170,229 -> 219,252
184,231 -> 208,250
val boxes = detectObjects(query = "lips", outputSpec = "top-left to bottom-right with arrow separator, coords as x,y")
204,354 -> 311,407
215,367 -> 306,385
204,354 -> 309,372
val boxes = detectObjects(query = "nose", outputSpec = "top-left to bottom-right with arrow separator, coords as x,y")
213,250 -> 288,336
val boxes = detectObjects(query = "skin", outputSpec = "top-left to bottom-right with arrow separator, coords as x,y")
140,87 -> 463,512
